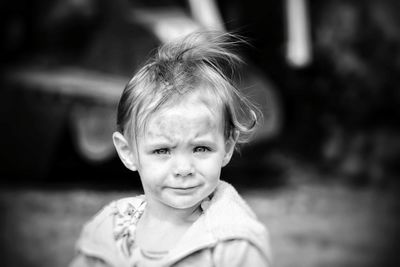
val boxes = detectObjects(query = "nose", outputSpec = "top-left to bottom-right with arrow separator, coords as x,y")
173,154 -> 194,177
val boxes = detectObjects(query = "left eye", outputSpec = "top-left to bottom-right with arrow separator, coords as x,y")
194,146 -> 210,153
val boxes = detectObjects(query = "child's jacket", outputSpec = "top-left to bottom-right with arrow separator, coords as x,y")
70,181 -> 271,267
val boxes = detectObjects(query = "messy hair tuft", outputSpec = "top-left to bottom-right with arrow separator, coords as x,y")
116,31 -> 261,147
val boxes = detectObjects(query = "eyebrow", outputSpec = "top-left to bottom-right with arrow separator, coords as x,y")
191,140 -> 217,148
146,133 -> 218,147
191,133 -> 219,144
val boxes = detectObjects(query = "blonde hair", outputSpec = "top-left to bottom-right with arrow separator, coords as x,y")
116,31 -> 260,147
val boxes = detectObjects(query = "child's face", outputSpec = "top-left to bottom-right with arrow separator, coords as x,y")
131,91 -> 235,211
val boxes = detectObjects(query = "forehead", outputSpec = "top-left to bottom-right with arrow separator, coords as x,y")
142,91 -> 223,137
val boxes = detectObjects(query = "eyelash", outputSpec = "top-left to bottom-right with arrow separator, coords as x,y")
194,146 -> 211,153
152,146 -> 211,154
153,148 -> 170,155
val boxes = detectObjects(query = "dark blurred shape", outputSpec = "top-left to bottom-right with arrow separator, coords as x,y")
0,0 -> 161,185
218,0 -> 400,187
307,0 -> 400,186
0,0 -> 98,65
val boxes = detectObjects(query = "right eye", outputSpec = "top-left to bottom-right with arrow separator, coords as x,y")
194,146 -> 211,153
153,148 -> 170,155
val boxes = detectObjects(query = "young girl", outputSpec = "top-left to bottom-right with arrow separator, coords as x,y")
70,31 -> 271,267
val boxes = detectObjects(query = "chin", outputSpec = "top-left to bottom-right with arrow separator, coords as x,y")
167,196 -> 204,210
163,183 -> 218,209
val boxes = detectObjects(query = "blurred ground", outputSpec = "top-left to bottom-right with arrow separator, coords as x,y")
1,167 -> 399,267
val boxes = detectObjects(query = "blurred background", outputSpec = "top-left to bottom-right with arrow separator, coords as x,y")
1,0 -> 400,266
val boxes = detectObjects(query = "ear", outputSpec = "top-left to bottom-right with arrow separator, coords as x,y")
112,132 -> 138,171
222,130 -> 239,167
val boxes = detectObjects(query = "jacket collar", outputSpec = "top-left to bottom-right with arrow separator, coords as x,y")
161,180 -> 271,265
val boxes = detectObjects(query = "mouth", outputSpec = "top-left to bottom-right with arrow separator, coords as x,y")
168,185 -> 200,194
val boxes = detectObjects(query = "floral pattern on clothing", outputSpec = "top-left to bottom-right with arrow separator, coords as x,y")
112,199 -> 146,258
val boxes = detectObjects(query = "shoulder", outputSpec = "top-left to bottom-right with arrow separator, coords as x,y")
74,195 -> 146,266
204,181 -> 271,262
79,195 -> 145,245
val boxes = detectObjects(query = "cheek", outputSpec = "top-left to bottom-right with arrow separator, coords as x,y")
139,169 -> 165,197
141,167 -> 164,181
138,158 -> 168,182
197,157 -> 223,178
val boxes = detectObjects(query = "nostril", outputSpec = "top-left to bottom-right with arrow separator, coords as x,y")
173,155 -> 194,177
174,168 -> 194,177
174,164 -> 194,177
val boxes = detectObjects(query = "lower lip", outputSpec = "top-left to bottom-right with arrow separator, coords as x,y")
169,186 -> 199,194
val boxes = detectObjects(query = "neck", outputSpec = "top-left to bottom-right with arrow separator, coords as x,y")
135,200 -> 202,252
